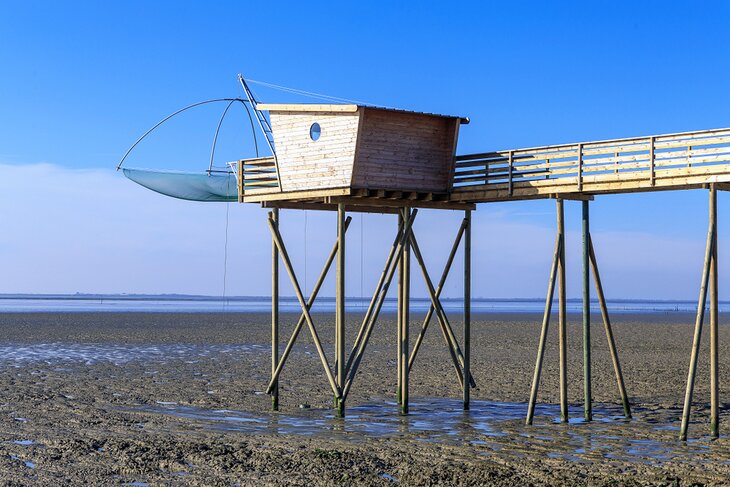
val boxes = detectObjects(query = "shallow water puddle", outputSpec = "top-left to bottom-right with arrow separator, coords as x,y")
134,399 -> 727,466
0,343 -> 266,365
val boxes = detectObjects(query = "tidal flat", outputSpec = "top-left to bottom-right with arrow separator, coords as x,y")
0,311 -> 728,485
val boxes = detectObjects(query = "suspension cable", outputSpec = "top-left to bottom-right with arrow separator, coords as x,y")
117,98 -> 245,171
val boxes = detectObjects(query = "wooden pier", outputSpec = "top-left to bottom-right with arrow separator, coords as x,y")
234,102 -> 729,440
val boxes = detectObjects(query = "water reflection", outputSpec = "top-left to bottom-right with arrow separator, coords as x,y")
134,398 -> 725,466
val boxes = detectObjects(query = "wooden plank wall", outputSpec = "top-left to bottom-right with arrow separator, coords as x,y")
351,108 -> 457,193
269,111 -> 360,192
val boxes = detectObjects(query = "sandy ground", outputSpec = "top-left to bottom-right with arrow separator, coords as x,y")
0,311 -> 728,485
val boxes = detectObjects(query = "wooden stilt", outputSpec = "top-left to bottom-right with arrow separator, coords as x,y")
710,185 -> 719,438
526,233 -> 561,425
265,217 -> 352,394
397,211 -> 403,406
400,207 -> 411,415
336,204 -> 346,417
267,213 -> 341,399
557,200 -> 568,423
680,200 -> 715,441
588,235 -> 631,418
582,200 -> 592,422
271,208 -> 280,411
463,209 -> 471,411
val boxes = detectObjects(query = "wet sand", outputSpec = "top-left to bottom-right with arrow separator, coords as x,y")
0,311 -> 728,485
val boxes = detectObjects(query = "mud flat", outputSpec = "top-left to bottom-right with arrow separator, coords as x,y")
0,311 -> 728,485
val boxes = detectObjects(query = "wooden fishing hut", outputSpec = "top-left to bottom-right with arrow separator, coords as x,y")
237,101 -> 730,440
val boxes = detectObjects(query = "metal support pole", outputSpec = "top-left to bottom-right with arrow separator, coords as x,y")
557,200 -> 568,422
710,185 -> 719,438
582,200 -> 592,422
336,204 -> 346,417
588,235 -> 631,418
526,233 -> 561,425
680,201 -> 714,441
400,207 -> 411,415
463,209 -> 471,410
271,208 -> 279,411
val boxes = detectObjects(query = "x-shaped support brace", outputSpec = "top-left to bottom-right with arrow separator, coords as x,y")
407,220 -> 476,390
265,212 -> 352,400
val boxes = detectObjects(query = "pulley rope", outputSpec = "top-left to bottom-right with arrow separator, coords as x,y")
247,78 -> 376,107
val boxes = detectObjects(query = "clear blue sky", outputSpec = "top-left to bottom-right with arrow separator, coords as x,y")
0,1 -> 729,299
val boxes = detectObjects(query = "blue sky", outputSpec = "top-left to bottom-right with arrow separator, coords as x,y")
0,1 -> 729,299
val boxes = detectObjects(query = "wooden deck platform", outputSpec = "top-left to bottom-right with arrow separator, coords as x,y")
238,127 -> 730,211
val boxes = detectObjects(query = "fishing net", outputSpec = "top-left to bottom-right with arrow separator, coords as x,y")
123,168 -> 237,202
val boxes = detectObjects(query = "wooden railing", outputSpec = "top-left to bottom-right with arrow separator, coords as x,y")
452,128 -> 730,199
237,156 -> 280,196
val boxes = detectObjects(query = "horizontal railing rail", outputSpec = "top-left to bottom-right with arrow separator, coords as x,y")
452,128 -> 730,197
238,156 -> 281,195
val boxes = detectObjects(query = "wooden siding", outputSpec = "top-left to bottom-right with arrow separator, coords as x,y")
351,108 -> 458,193
268,110 -> 360,191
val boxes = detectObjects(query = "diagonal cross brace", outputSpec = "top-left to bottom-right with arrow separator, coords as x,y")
267,213 -> 342,399
265,216 -> 352,395
407,219 -> 476,389
408,229 -> 476,389
342,209 -> 418,401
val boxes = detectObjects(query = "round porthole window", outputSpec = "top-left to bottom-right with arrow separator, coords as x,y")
309,122 -> 321,141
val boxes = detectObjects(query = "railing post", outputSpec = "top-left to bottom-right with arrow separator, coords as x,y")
649,136 -> 656,186
508,150 -> 514,196
577,143 -> 584,192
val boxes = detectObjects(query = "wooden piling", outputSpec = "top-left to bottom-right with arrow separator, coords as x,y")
679,202 -> 715,440
582,200 -> 592,422
557,200 -> 568,423
710,186 -> 719,438
271,208 -> 279,411
397,211 -> 403,406
336,204 -> 346,417
463,209 -> 471,411
589,236 -> 631,418
526,233 -> 561,425
400,207 -> 411,415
